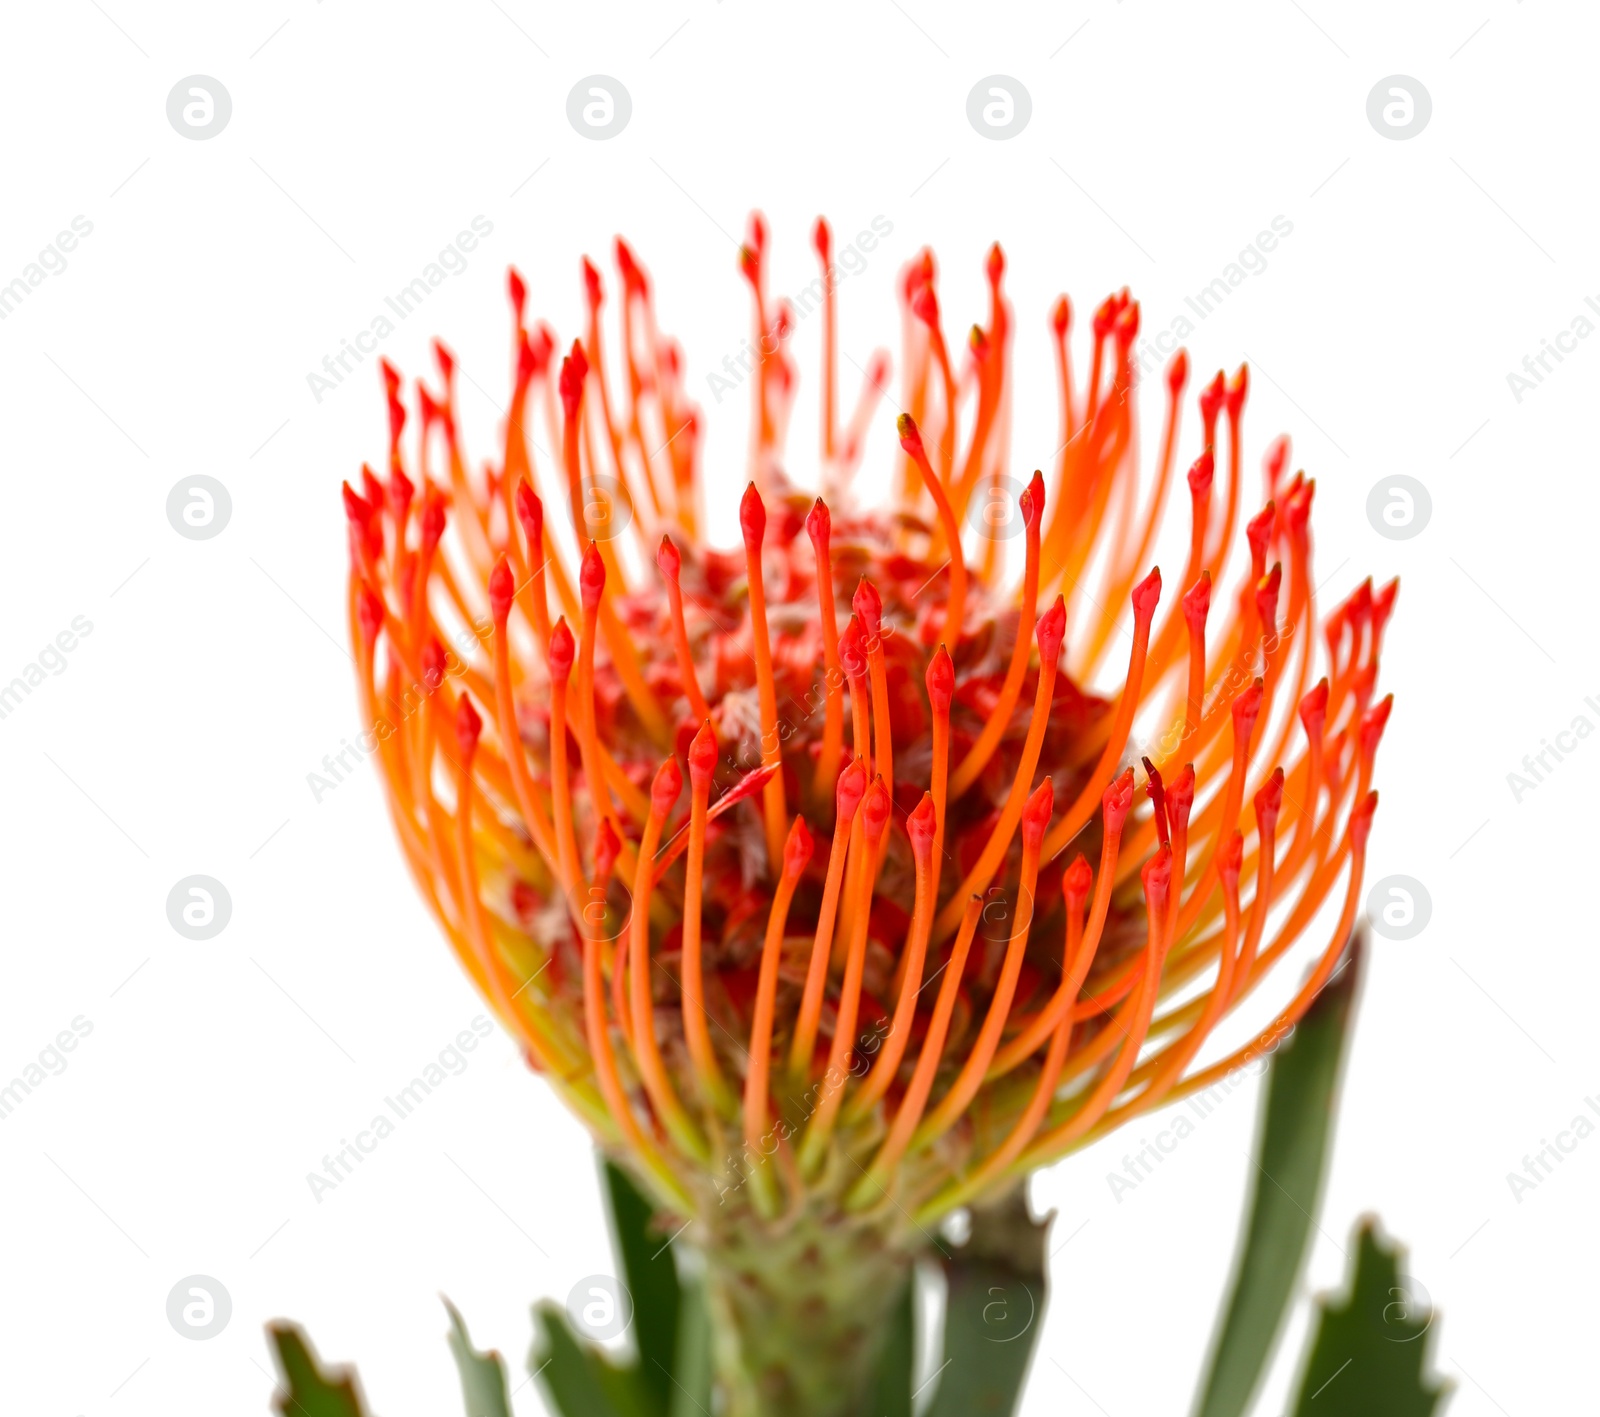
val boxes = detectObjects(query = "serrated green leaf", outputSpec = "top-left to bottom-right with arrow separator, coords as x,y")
666,1274 -> 712,1417
1192,931 -> 1364,1417
443,1298 -> 512,1417
265,1322 -> 369,1417
601,1157 -> 682,1417
531,1301 -> 654,1417
1288,1219 -> 1448,1416
926,1189 -> 1048,1417
868,1275 -> 915,1417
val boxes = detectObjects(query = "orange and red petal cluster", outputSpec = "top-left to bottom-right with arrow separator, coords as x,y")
342,214 -> 1391,1225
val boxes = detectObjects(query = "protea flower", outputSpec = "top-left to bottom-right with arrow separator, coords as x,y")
340,214 -> 1390,1416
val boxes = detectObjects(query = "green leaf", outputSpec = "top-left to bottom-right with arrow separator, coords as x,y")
1192,931 -> 1365,1417
666,1274 -> 712,1417
531,1302 -> 651,1417
1288,1219 -> 1449,1415
926,1188 -> 1048,1417
868,1276 -> 916,1417
601,1157 -> 682,1416
529,1157 -> 691,1417
443,1298 -> 512,1417
265,1322 -> 369,1417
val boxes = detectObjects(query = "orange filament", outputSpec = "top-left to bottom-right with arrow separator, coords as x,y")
741,483 -> 788,871
846,793 -> 938,1122
950,245 -> 1009,519
1162,762 -> 1196,944
512,481 -> 554,652
1168,677 -> 1264,941
992,769 -> 1133,1075
546,621 -> 585,902
833,614 -> 874,964
1208,367 -> 1248,578
895,250 -> 935,505
580,259 -> 652,562
627,758 -> 708,1164
557,346 -> 593,562
575,545 -> 625,843
923,853 -> 1096,1216
949,471 -> 1043,798
1014,845 -> 1174,1166
911,282 -> 959,484
813,219 -> 837,463
897,414 -> 968,649
656,535 -> 711,723
1083,294 -> 1114,425
581,818 -> 692,1210
799,775 -> 891,1173
1040,569 -> 1161,864
789,757 -> 867,1083
682,722 -> 735,1114
555,359 -> 670,745
850,896 -> 983,1207
414,656 -> 466,919
1227,770 -> 1284,1006
1103,795 -> 1376,1142
1239,500 -> 1274,653
648,761 -> 777,884
495,384 -> 547,639
925,646 -> 954,915
1121,350 -> 1188,597
837,352 -> 890,479
609,896 -> 634,1060
1183,572 -> 1211,738
740,222 -> 777,492
854,577 -> 895,801
1048,297 -> 1075,460
913,778 -> 1054,1152
742,816 -> 813,1192
1186,453 -> 1214,597
933,596 -> 1066,941
451,695 -> 563,1076
839,615 -> 872,771
353,595 -> 436,895
1132,831 -> 1244,1110
806,500 -> 847,799
487,557 -> 563,895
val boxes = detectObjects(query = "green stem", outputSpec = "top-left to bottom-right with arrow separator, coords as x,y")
699,1219 -> 918,1417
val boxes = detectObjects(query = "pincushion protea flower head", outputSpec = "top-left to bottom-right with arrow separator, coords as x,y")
342,213 -> 1391,1416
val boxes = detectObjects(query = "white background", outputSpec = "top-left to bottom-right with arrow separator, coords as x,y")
1,2 -> 1592,1413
